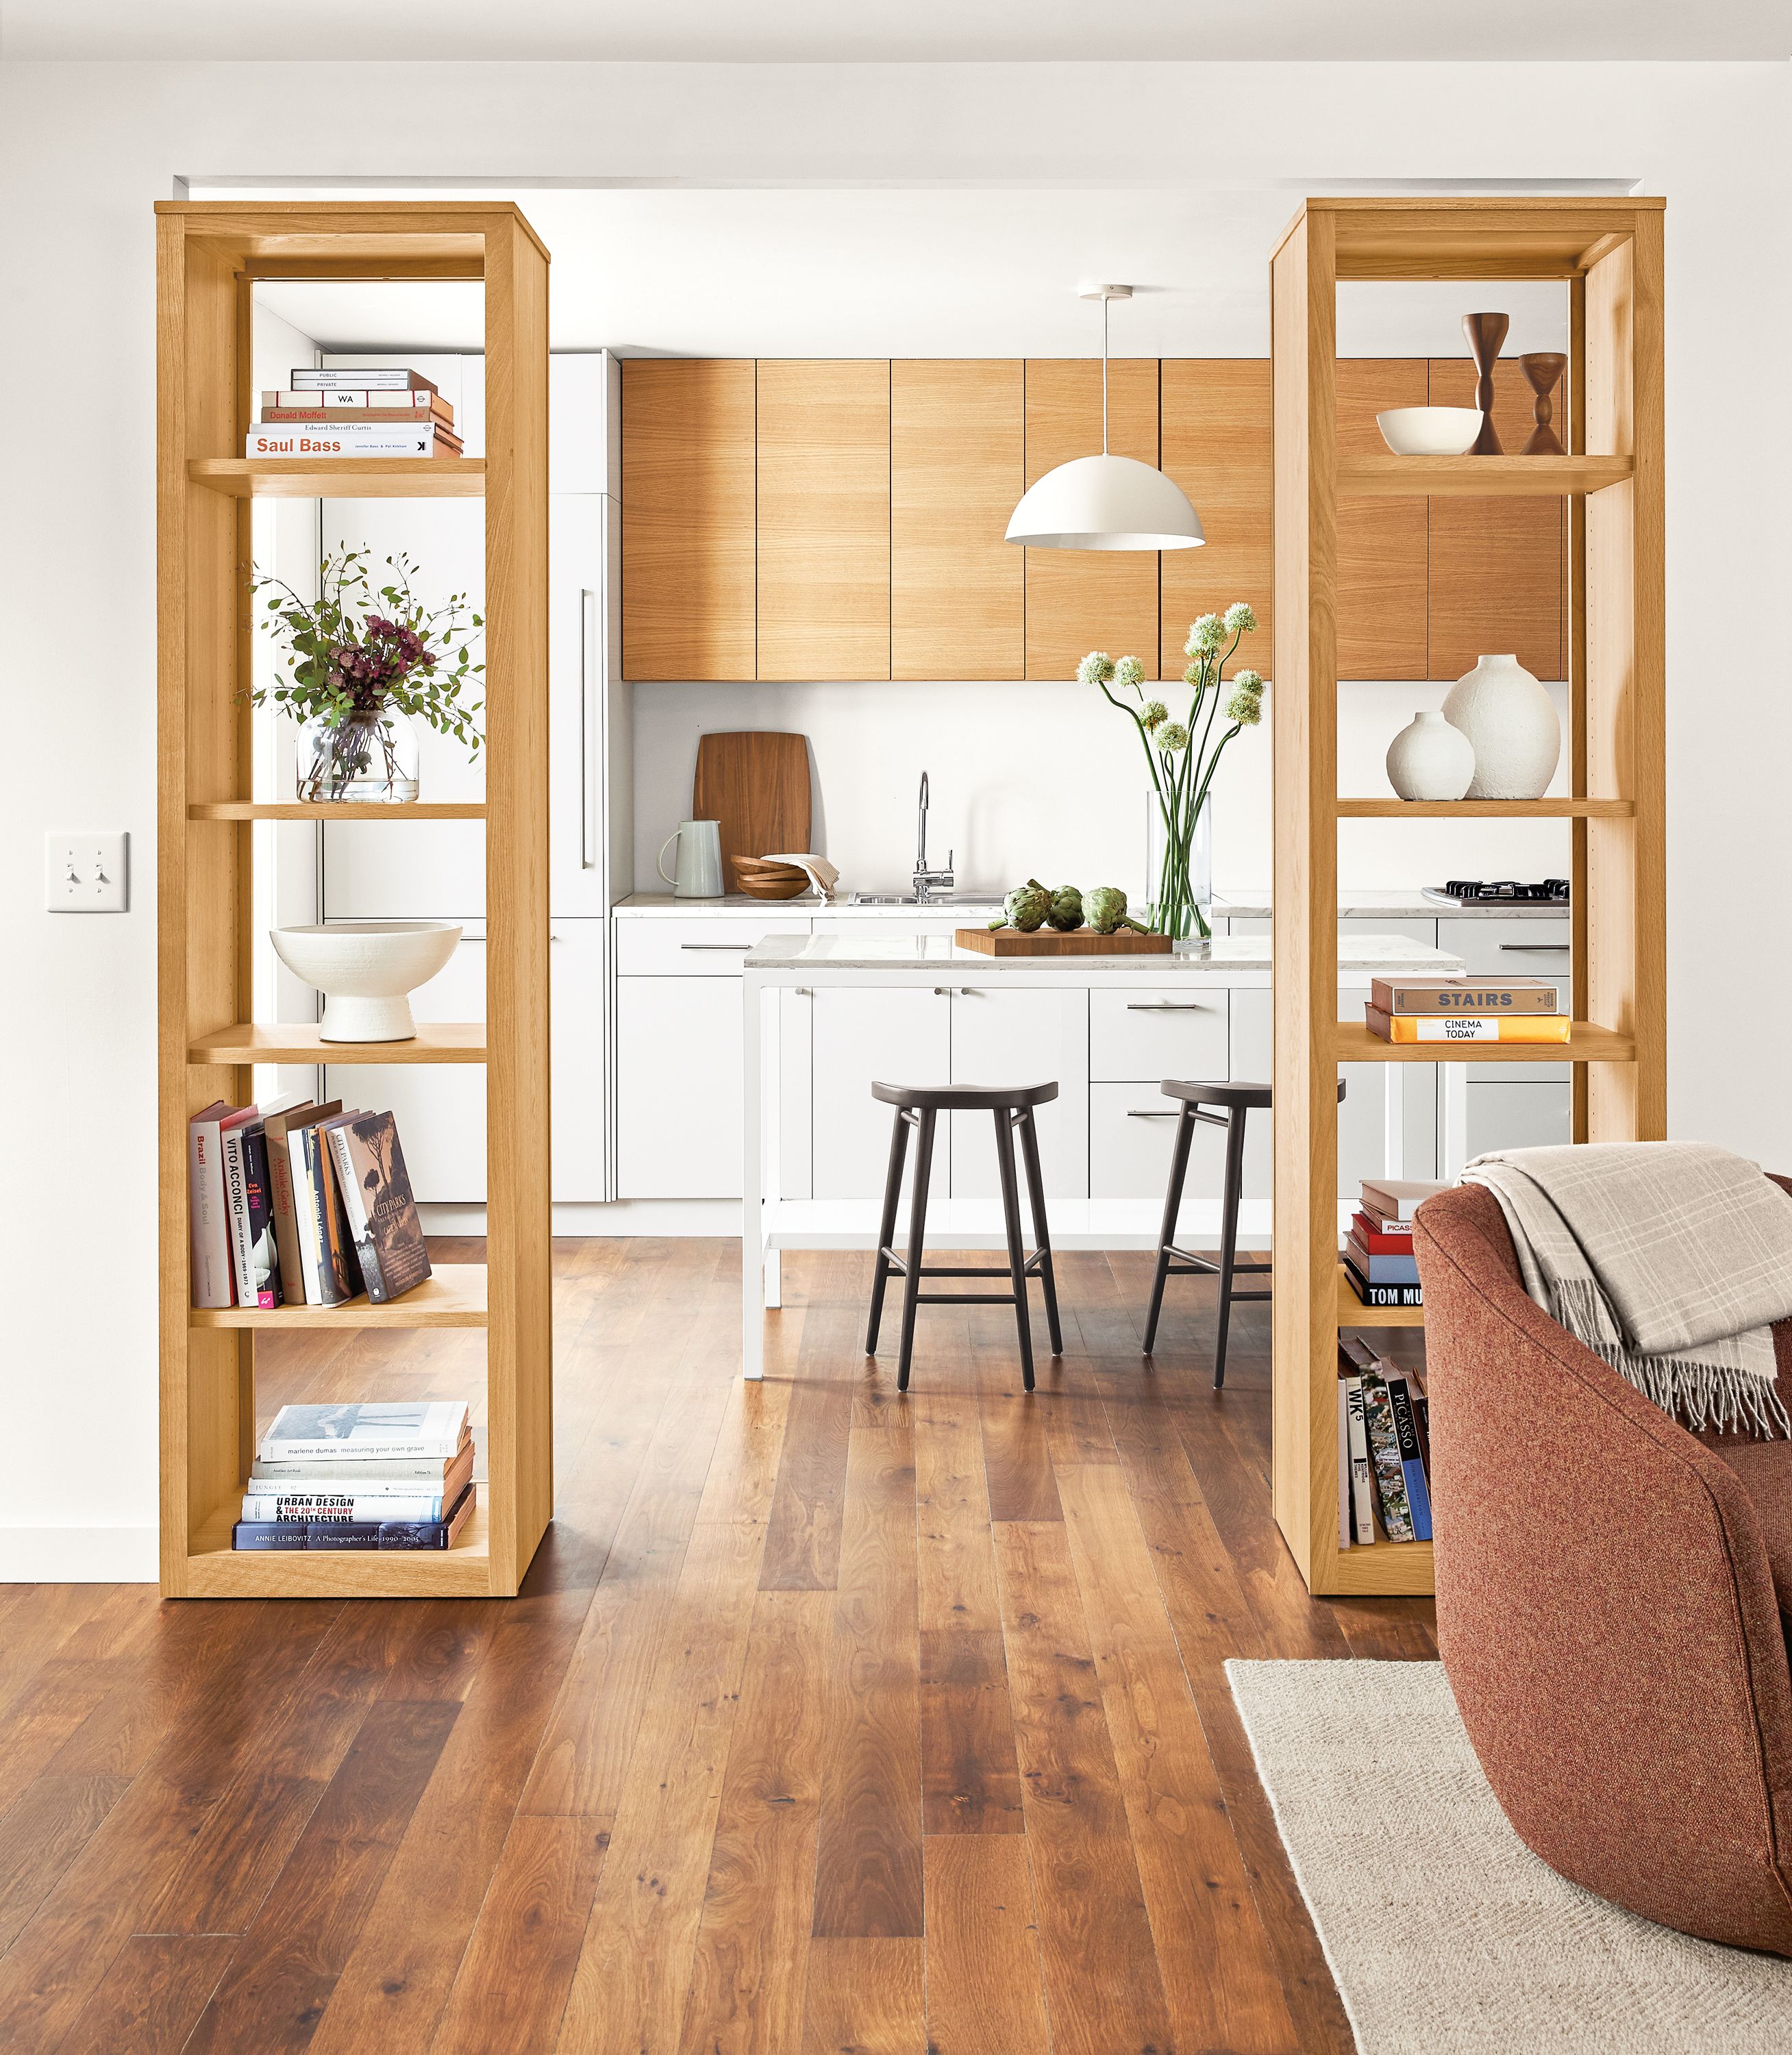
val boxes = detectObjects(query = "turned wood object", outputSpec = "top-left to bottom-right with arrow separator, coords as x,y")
1462,311 -> 1510,454
1520,351 -> 1568,456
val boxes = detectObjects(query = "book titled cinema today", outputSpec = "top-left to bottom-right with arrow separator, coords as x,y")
1365,1005 -> 1571,1043
258,1401 -> 469,1465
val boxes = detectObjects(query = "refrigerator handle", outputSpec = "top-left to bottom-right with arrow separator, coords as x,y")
580,586 -> 599,870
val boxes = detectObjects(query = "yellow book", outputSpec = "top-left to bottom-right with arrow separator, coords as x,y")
1365,1005 -> 1571,1044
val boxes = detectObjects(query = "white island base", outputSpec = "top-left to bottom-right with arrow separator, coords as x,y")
738,930 -> 1465,1378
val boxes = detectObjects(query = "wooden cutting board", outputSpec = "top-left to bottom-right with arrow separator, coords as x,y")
958,927 -> 1173,956
693,732 -> 812,891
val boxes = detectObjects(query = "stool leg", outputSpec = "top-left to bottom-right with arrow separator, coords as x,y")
1015,1108 -> 1062,1358
1142,1103 -> 1196,1356
1212,1104 -> 1249,1390
895,1108 -> 936,1393
993,1107 -> 1035,1392
864,1108 -> 911,1355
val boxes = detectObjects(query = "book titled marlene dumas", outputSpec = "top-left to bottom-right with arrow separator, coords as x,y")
259,1401 -> 469,1465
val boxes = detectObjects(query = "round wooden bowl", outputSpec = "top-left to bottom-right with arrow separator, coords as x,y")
734,873 -> 811,900
734,856 -> 808,881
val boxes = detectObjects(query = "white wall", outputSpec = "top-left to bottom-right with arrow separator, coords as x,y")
0,57 -> 1786,1576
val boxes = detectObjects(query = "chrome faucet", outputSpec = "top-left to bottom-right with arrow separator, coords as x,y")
912,771 -> 955,903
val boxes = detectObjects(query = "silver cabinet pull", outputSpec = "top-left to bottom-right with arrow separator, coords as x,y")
1498,943 -> 1571,952
1126,1109 -> 1180,1119
932,985 -> 972,996
1125,1001 -> 1208,1012
682,942 -> 754,951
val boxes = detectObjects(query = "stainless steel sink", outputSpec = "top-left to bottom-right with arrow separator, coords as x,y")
847,892 -> 995,907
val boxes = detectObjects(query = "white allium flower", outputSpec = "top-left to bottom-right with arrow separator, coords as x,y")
1232,669 -> 1264,693
1183,663 -> 1203,688
1113,654 -> 1145,691
1156,721 -> 1191,752
1077,650 -> 1117,686
1184,614 -> 1225,657
1223,601 -> 1258,636
1140,699 -> 1169,730
1224,680 -> 1265,726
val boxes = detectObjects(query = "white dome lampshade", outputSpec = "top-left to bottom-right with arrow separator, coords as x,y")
1004,453 -> 1204,551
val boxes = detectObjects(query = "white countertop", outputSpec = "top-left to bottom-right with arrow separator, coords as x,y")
614,890 -> 1565,922
1215,890 -> 1570,922
742,932 -> 1465,974
614,892 -> 1001,916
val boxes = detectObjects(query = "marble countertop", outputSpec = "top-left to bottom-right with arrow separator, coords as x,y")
614,892 -> 1001,916
1214,890 -> 1570,921
614,891 -> 1567,922
743,932 -> 1465,975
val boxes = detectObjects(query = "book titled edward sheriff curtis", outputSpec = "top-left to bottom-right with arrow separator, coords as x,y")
1368,975 -> 1561,1015
1365,1005 -> 1571,1044
260,1401 -> 469,1465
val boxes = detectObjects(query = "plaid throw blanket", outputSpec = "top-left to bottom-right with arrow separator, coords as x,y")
1460,1143 -> 1792,1438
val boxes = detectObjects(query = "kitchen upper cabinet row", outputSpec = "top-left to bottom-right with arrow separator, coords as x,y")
621,358 -> 1565,685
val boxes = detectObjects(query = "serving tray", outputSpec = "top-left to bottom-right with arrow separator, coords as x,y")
957,926 -> 1173,956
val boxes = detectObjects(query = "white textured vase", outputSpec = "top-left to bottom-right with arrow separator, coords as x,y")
1441,654 -> 1560,800
1386,710 -> 1476,801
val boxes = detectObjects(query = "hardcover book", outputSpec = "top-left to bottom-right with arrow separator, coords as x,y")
222,1104 -> 303,1310
1343,1234 -> 1423,1287
1343,1257 -> 1423,1309
233,1482 -> 475,1552
303,1116 -> 364,1307
326,1113 -> 431,1304
259,1399 -> 469,1465
1351,1209 -> 1415,1250
288,367 -> 439,394
1337,1342 -> 1378,1546
240,1490 -> 454,1523
1357,1368 -> 1417,1542
282,1101 -> 342,1306
1385,1376 -> 1434,1541
1368,975 -> 1562,1016
245,423 -> 460,460
188,1099 -> 250,1308
1359,1179 -> 1448,1224
260,406 -> 458,434
261,1101 -> 318,1308
251,1442 -> 476,1499
1365,1005 -> 1571,1044
264,388 -> 444,414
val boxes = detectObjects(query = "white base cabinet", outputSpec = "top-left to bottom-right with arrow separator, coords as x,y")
616,975 -> 744,1199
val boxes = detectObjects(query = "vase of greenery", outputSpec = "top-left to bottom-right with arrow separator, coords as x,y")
1082,603 -> 1264,942
247,549 -> 484,804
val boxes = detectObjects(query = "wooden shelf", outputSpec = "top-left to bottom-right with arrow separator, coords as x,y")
191,1263 -> 487,1328
188,801 -> 486,822
188,456 -> 486,499
1336,1265 -> 1425,1329
184,1501 -> 493,1599
1334,1020 -> 1634,1066
1336,797 -> 1632,819
1329,1539 -> 1435,1597
188,1023 -> 487,1065
1338,453 -> 1632,498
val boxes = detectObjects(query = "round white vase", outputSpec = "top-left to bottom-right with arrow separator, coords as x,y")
1386,710 -> 1476,801
1441,653 -> 1560,799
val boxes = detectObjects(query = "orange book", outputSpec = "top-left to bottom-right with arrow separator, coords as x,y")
1365,1005 -> 1571,1044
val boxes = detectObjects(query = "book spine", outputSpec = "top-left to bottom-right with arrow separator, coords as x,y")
251,1462 -> 458,1485
187,1119 -> 235,1308
327,1125 -> 386,1302
1343,1259 -> 1423,1308
1369,980 -> 1562,1015
1365,1006 -> 1571,1044
251,1441 -> 462,1464
1414,1392 -> 1433,1478
1358,1373 -> 1417,1541
289,1128 -> 323,1306
1385,1378 -> 1434,1542
241,1128 -> 281,1308
221,1126 -> 258,1309
265,1128 -> 306,1306
289,368 -> 438,393
245,426 -> 458,460
303,1128 -> 345,1306
1351,1210 -> 1415,1249
241,1494 -> 447,1523
1337,1380 -> 1353,1549
260,409 -> 457,432
1344,1238 -> 1423,1287
1345,1378 -> 1376,1545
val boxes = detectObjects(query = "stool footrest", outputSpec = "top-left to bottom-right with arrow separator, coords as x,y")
917,1293 -> 1021,1306
1163,1243 -> 1273,1277
878,1251 -> 1047,1280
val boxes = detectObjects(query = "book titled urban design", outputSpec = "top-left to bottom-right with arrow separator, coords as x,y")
325,1113 -> 432,1304
233,1481 -> 476,1553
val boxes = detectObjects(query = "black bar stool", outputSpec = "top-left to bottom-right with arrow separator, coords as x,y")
1141,1077 -> 1347,1386
864,1080 -> 1062,1393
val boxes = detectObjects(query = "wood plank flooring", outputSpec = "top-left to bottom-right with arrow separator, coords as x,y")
0,1238 -> 1436,2053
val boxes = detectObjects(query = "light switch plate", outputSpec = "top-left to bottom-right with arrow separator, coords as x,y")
46,831 -> 129,912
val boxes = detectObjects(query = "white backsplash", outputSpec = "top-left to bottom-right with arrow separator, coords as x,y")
631,674 -> 1572,901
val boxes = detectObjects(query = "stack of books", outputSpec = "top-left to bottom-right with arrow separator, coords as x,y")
1337,1336 -> 1432,1547
245,366 -> 463,461
1365,973 -> 1569,1045
1342,1177 -> 1443,1308
188,1101 -> 431,1311
234,1401 -> 476,1552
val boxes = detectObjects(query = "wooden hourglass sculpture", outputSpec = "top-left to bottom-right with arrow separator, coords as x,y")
1519,352 -> 1567,455
1463,311 -> 1510,454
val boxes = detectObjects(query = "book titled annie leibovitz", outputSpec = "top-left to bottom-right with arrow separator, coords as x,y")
325,1112 -> 430,1304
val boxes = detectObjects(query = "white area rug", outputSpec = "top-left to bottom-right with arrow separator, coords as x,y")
1227,1659 -> 1792,2054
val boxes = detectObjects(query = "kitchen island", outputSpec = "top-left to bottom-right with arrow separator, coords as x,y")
738,928 -> 1465,1376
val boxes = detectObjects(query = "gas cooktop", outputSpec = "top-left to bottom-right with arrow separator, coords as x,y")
1422,879 -> 1571,906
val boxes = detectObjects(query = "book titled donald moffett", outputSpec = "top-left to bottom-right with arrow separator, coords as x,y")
324,1112 -> 432,1304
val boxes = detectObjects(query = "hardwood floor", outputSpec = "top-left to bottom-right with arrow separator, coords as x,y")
0,1239 -> 1435,2053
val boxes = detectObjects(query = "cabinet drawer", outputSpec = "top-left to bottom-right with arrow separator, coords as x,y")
614,914 -> 808,976
1089,987 -> 1228,1082
1435,916 -> 1571,1080
1090,1083 -> 1236,1213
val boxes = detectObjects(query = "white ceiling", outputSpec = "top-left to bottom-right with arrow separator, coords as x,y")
5,0 -> 1788,61
210,182 -> 1577,359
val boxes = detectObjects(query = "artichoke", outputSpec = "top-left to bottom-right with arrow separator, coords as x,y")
1047,885 -> 1084,932
1084,884 -> 1149,936
992,880 -> 1051,933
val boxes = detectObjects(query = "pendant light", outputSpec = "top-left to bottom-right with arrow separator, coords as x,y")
1005,284 -> 1204,552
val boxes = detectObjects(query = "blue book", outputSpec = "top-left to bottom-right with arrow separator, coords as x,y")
234,1482 -> 474,1552
1384,1378 -> 1432,1542
1346,1237 -> 1421,1286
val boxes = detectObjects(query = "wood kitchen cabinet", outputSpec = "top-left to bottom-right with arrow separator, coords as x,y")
1336,360 -> 1430,680
1023,358 -> 1159,680
621,358 -> 756,681
1426,356 -> 1566,681
1158,360 -> 1273,680
756,360 -> 890,680
891,360 -> 1025,679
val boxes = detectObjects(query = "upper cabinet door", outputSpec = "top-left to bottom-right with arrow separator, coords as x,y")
891,360 -> 1024,680
756,361 -> 891,682
1335,360 -> 1431,680
1159,361 -> 1272,681
1023,359 -> 1159,682
621,359 -> 756,682
1426,357 -> 1566,682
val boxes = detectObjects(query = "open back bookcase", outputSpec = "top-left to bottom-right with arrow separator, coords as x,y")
156,202 -> 551,1597
1270,198 -> 1666,1596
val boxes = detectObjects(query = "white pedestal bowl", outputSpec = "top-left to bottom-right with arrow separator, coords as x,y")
270,921 -> 464,1042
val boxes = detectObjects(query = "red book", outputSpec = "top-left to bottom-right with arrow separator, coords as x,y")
1352,1210 -> 1415,1252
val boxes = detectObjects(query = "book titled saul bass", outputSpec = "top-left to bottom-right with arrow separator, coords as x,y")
325,1112 -> 432,1303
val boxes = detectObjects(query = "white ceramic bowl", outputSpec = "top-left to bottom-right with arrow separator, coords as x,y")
270,920 -> 463,1042
1375,406 -> 1484,457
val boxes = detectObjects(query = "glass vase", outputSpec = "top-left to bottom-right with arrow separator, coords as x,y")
296,705 -> 420,804
1145,792 -> 1214,944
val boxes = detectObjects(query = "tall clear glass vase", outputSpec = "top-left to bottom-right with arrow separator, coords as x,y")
1145,792 -> 1214,945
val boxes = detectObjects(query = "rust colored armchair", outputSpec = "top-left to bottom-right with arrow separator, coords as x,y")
1415,1180 -> 1792,1954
